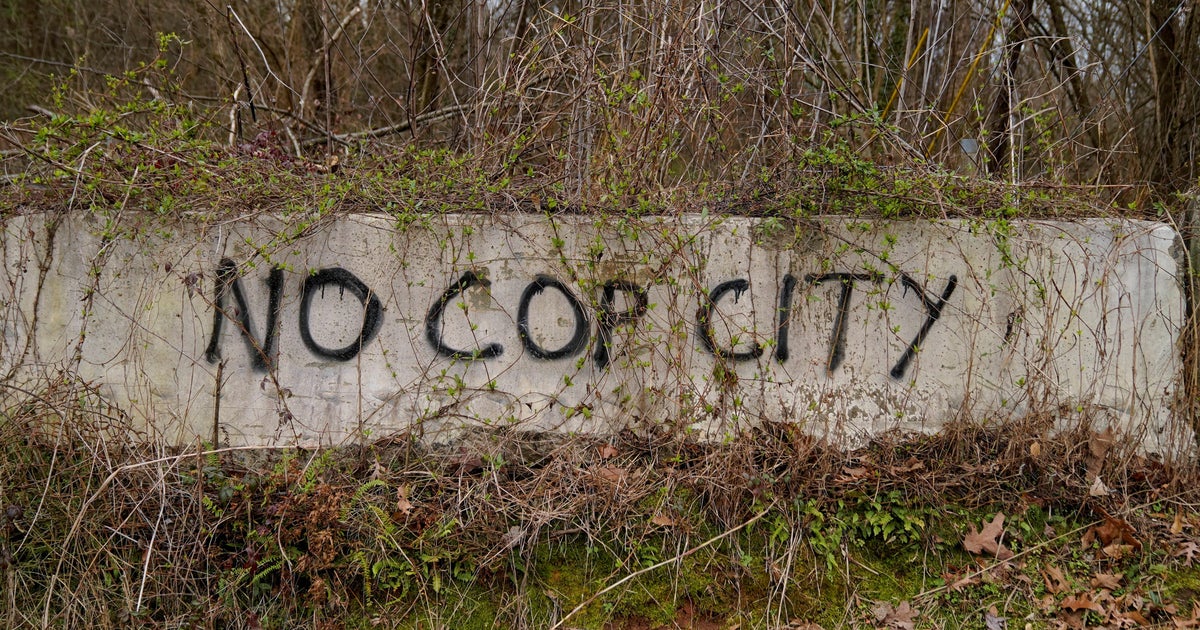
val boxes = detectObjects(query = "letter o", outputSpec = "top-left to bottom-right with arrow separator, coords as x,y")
299,268 -> 383,361
517,276 -> 589,360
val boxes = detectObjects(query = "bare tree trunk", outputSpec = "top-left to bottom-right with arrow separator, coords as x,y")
1146,0 -> 1200,193
1045,0 -> 1099,151
411,1 -> 452,115
986,0 -> 1034,177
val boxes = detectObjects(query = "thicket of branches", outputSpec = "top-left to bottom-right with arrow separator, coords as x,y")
1,0 -> 1199,204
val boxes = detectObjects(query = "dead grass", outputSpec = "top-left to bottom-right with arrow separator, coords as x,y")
1,371 -> 1197,629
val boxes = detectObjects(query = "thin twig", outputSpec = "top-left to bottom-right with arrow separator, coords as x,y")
25,104 -> 58,118
134,455 -> 167,613
226,6 -> 299,99
228,84 -> 242,146
299,103 -> 468,146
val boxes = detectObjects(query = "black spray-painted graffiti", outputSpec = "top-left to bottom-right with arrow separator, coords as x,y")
204,259 -> 283,371
299,268 -> 383,361
425,271 -> 504,360
206,259 -> 381,368
797,273 -> 882,374
517,275 -> 590,360
592,281 -> 649,370
204,260 -> 957,380
777,271 -> 955,379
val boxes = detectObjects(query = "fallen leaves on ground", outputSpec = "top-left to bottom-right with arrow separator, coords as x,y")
1085,428 -> 1115,480
1090,572 -> 1122,590
1176,541 -> 1200,566
1082,512 -> 1143,563
963,513 -> 1014,560
943,569 -> 980,591
872,600 -> 917,630
984,606 -> 1007,630
593,465 -> 628,484
1089,476 -> 1113,497
889,457 -> 924,474
1042,566 -> 1070,594
1120,609 -> 1151,626
835,466 -> 870,483
396,484 -> 413,515
1095,513 -> 1142,551
937,504 -> 1200,630
1061,593 -> 1104,614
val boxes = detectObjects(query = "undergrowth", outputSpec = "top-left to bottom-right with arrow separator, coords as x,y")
1,377 -> 1198,629
0,55 -> 1135,228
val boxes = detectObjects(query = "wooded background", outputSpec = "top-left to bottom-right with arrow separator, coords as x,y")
1,0 -> 1198,205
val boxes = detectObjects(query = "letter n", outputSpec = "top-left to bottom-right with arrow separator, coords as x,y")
203,258 -> 284,372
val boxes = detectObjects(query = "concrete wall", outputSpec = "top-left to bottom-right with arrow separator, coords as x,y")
0,212 -> 1188,450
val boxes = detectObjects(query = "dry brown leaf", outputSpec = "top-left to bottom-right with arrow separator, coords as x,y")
1093,588 -> 1117,608
1042,566 -> 1070,594
890,600 -> 918,628
1060,610 -> 1086,629
836,466 -> 870,483
1089,476 -> 1112,497
1021,492 -> 1047,509
597,444 -> 619,459
872,601 -> 917,630
1172,510 -> 1186,535
948,572 -> 980,591
1029,441 -> 1041,457
594,466 -> 628,484
396,484 -> 413,515
890,458 -> 924,474
1090,573 -> 1123,590
1102,543 -> 1134,560
1120,610 -> 1150,626
650,512 -> 677,527
984,606 -> 1006,630
1184,603 -> 1200,627
369,459 -> 387,481
1086,428 -> 1115,479
1176,541 -> 1200,566
1096,515 -> 1142,551
964,513 -> 1014,560
1122,591 -> 1146,612
1062,593 -> 1105,614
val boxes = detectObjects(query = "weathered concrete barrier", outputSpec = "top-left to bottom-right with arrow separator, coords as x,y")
0,212 -> 1188,450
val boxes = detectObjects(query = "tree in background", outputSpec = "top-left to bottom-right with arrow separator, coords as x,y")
0,0 -> 1199,205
